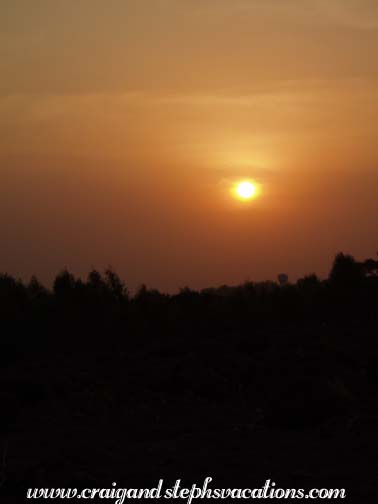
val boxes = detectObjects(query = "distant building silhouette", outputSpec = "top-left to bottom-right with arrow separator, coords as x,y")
278,273 -> 289,286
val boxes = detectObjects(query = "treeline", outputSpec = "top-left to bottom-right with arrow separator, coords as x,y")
1,252 -> 378,494
0,253 -> 377,344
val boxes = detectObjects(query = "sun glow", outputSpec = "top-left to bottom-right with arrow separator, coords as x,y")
233,180 -> 259,201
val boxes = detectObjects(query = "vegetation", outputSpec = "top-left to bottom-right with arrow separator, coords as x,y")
0,253 -> 378,498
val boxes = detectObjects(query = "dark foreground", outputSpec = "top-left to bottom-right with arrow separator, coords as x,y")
0,253 -> 378,502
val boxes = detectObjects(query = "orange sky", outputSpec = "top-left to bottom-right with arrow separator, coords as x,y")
1,0 -> 378,291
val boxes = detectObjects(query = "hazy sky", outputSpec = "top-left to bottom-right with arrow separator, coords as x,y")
1,0 -> 378,291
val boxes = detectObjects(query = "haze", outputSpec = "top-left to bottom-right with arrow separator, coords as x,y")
1,0 -> 378,292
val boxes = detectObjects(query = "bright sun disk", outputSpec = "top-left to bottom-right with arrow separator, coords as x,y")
235,181 -> 257,200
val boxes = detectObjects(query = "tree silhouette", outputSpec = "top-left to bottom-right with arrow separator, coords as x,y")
329,252 -> 363,288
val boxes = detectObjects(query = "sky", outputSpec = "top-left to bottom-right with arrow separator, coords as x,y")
1,0 -> 378,292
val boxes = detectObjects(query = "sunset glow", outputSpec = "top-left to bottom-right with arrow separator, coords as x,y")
1,1 -> 378,291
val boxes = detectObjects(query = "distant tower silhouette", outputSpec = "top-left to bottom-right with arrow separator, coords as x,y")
278,273 -> 289,286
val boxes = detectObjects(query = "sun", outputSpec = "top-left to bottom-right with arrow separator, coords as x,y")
233,180 -> 258,201
237,181 -> 256,199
